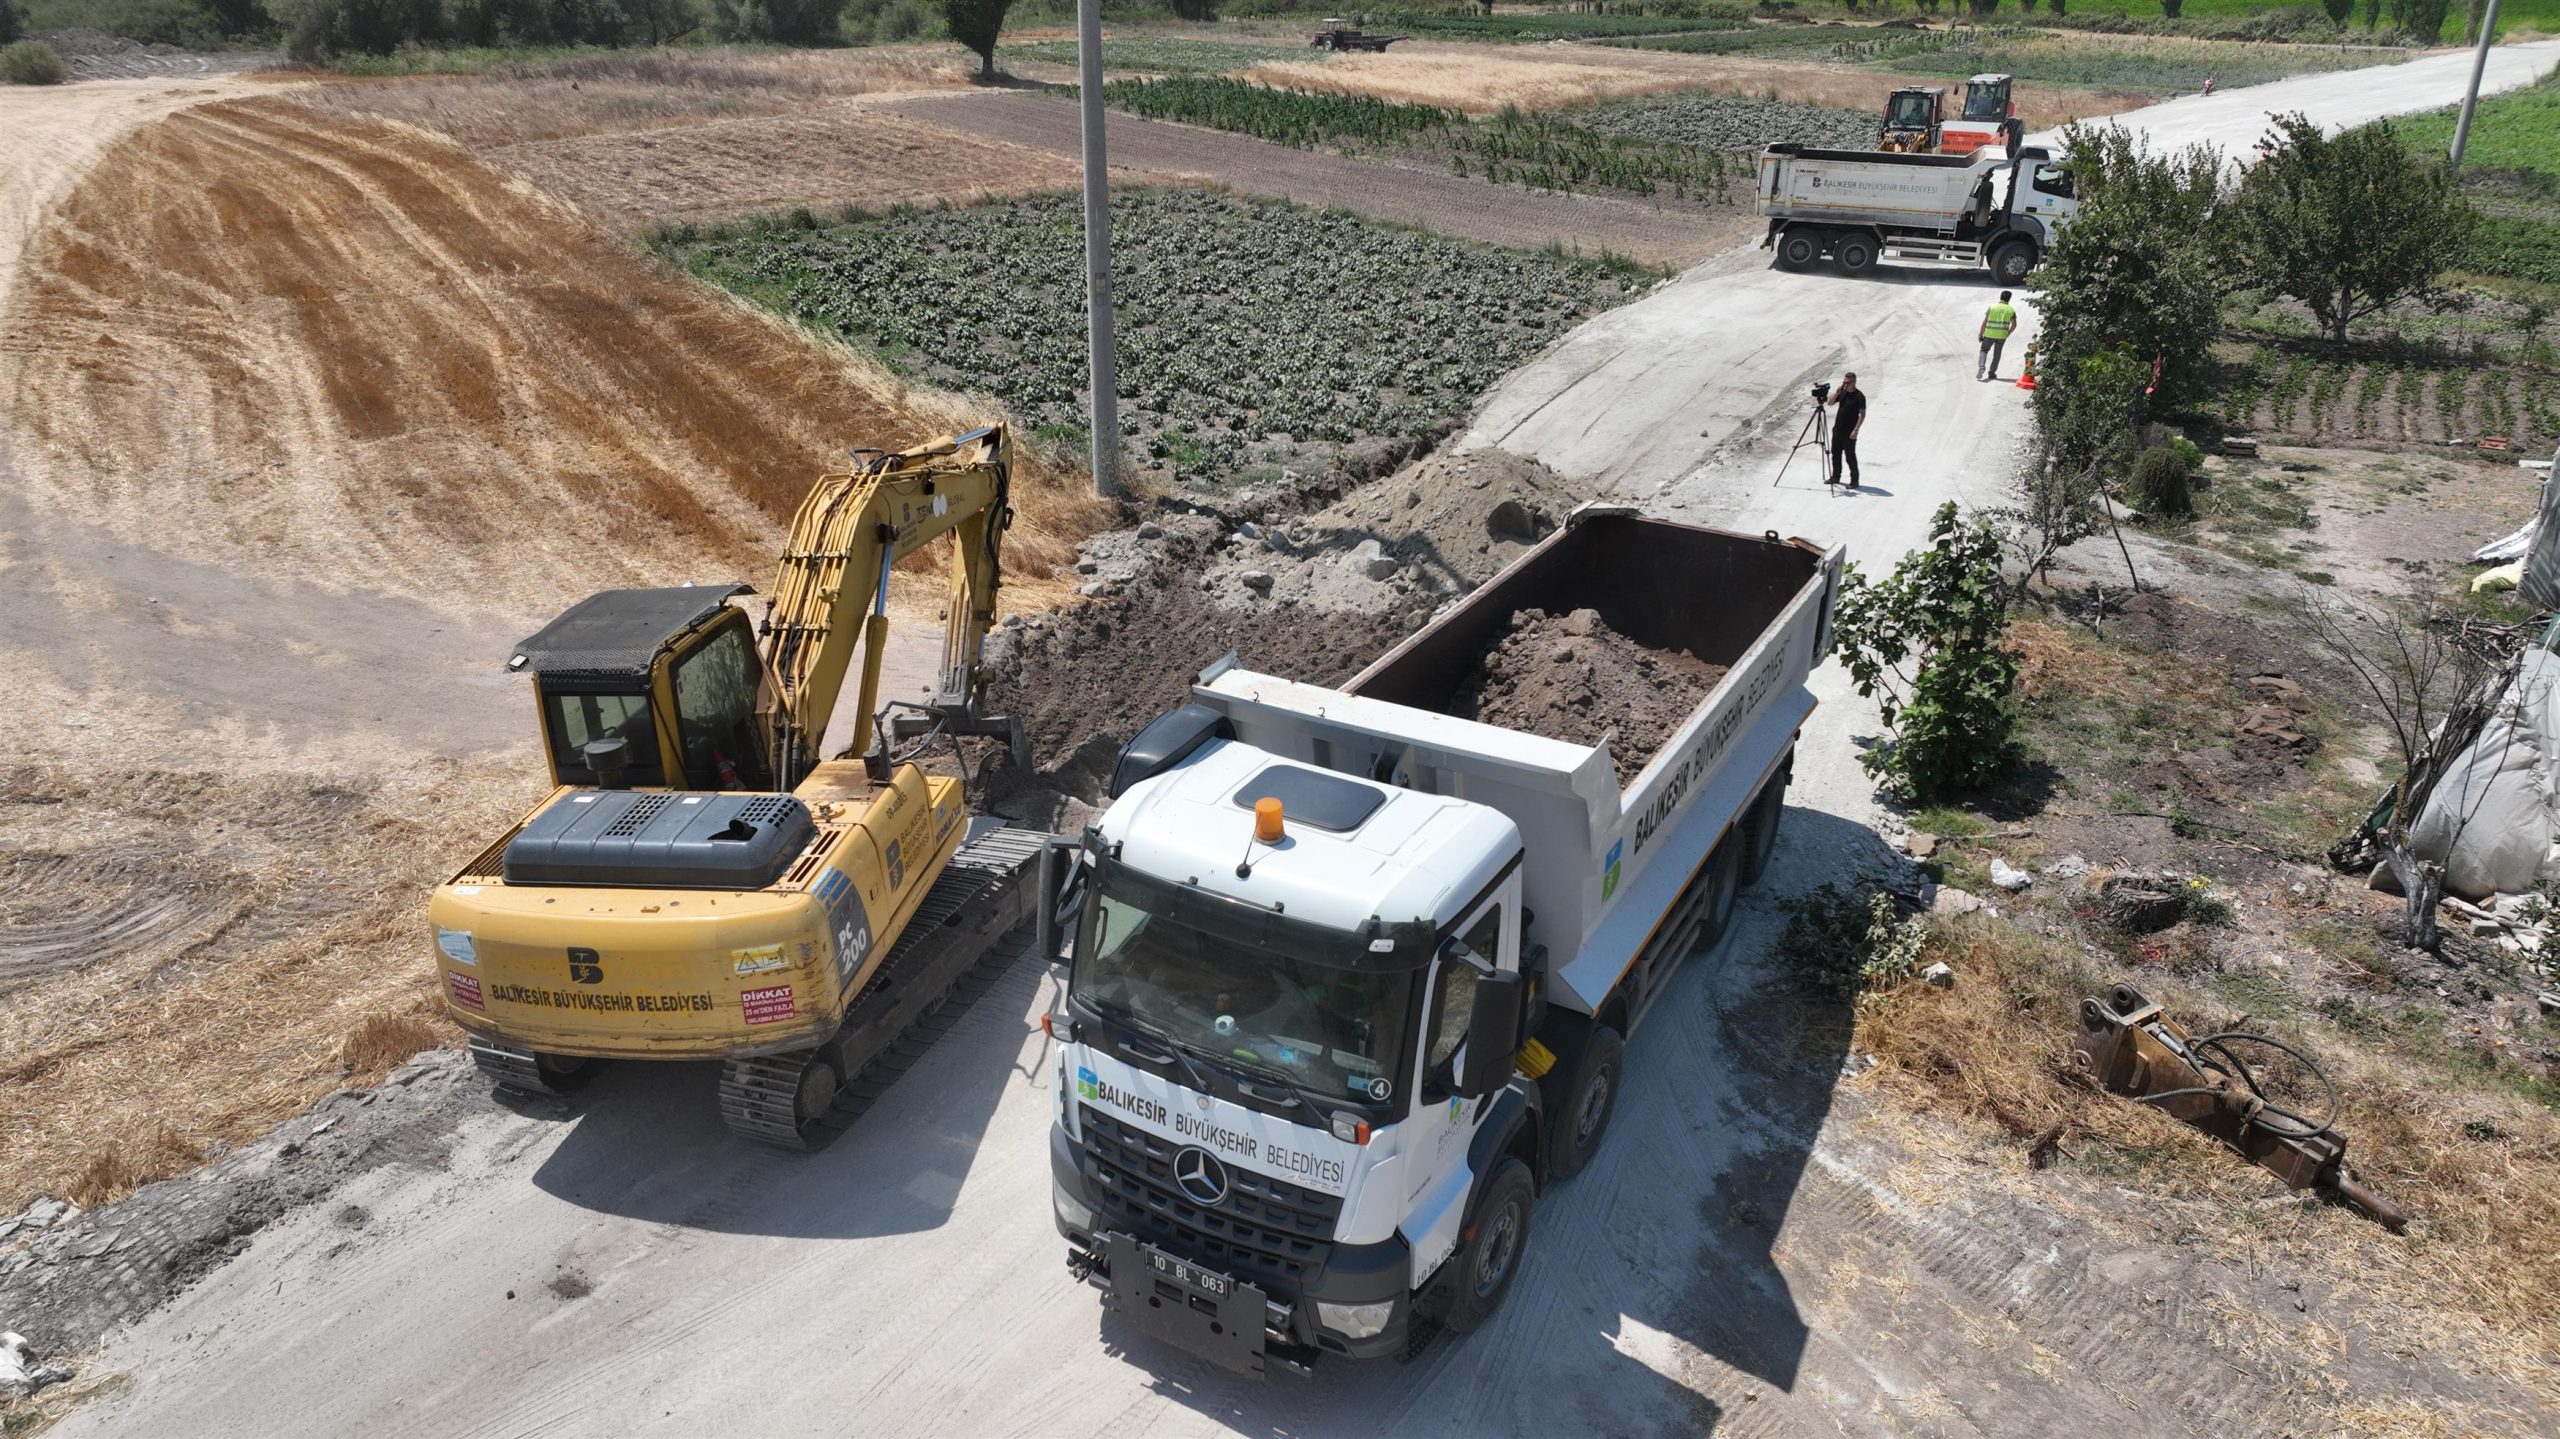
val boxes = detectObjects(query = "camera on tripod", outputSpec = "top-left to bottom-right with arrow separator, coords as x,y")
1810,381 -> 1833,404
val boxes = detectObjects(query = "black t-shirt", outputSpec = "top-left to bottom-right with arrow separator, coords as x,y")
1831,388 -> 1867,435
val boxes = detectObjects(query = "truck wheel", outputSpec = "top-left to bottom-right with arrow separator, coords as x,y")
1833,234 -> 1878,275
1739,774 -> 1788,887
1774,229 -> 1823,271
1438,1157 -> 1536,1335
1543,1023 -> 1625,1182
1989,242 -> 2036,285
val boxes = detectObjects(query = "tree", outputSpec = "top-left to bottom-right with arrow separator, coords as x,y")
2160,0 -> 2182,17
2364,0 -> 2381,28
708,0 -> 845,43
2229,112 -> 2478,346
1171,0 -> 1215,16
941,0 -> 1012,79
2388,0 -> 2449,38
2007,348 -> 2150,591
0,0 -> 22,44
2320,0 -> 2352,23
1832,502 -> 2023,802
2305,599 -> 2522,952
2034,124 -> 2226,433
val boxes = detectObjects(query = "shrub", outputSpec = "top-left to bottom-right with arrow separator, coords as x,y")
1778,883 -> 1929,1003
710,0 -> 847,43
2,38 -> 64,84
2129,445 -> 2195,516
1832,501 -> 2023,801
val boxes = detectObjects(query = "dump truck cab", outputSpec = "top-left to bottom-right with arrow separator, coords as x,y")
514,585 -> 774,793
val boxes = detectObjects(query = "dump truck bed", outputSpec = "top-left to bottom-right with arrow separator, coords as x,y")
1758,143 -> 2017,230
1191,508 -> 1840,1014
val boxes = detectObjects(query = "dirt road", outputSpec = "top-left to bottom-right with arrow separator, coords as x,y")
889,91 -> 1752,269
24,43 -> 2560,1439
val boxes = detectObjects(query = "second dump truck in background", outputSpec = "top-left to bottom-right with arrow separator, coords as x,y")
1046,507 -> 1843,1376
1758,139 -> 2080,283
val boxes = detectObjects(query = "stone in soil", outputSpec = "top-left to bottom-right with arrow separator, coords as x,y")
1443,607 -> 1725,787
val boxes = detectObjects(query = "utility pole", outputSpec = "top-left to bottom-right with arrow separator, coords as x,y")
1076,0 -> 1122,497
2449,0 -> 2502,173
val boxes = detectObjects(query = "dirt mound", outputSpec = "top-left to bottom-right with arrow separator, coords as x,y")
983,517 -> 1427,812
1447,607 -> 1725,785
0,96 -> 1097,613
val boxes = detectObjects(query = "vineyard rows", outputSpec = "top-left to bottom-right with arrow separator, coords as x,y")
1103,76 -> 1741,202
2221,348 -> 2559,451
673,191 -> 1647,484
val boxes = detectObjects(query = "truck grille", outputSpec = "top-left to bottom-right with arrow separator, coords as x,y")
1076,1106 -> 1342,1288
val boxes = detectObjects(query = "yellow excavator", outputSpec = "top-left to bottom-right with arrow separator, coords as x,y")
429,425 -> 1054,1147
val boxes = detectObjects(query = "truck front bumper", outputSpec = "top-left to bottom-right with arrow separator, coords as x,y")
1050,1122 -> 1412,1374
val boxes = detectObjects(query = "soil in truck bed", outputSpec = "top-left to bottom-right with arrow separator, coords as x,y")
1446,607 -> 1725,786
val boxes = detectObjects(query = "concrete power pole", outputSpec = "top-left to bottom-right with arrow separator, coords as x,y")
2449,0 -> 2502,173
1076,0 -> 1123,497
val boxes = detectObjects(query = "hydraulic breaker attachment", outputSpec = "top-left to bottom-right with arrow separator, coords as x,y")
2067,984 -> 2408,1232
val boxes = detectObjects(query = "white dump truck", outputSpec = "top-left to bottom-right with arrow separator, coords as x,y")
1757,139 -> 2080,284
1045,507 -> 1843,1376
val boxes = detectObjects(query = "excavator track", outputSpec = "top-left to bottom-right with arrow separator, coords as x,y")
719,824 -> 1053,1149
468,1035 -> 576,1097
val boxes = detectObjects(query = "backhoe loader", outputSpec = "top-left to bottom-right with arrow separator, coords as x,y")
429,425 -> 1055,1147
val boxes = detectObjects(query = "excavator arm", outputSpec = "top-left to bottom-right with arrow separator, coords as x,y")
758,424 -> 1017,789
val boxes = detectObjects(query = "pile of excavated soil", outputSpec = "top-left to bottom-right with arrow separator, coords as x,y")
1446,607 -> 1725,786
1204,445 -> 1588,610
983,517 -> 1429,816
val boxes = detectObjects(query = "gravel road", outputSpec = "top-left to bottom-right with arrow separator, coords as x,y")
27,41 -> 2560,1439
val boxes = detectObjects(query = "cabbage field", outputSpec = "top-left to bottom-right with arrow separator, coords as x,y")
1572,93 -> 1878,154
670,190 -> 1651,486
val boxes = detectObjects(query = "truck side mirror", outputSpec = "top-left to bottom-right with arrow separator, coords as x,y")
1458,971 -> 1526,1099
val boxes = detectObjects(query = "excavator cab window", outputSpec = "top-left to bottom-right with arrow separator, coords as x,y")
544,689 -> 664,787
671,621 -> 769,790
1886,92 -> 1934,130
1962,79 -> 2012,122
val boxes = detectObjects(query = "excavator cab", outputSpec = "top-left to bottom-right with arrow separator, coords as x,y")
511,585 -> 775,792
1960,74 -> 2014,123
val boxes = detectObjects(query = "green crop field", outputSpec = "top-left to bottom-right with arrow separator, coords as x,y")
2394,72 -> 2560,182
1102,76 -> 1744,199
1002,37 -> 1321,74
2108,0 -> 2560,42
669,190 -> 1650,482
1572,92 -> 1879,151
1368,7 -> 1753,41
1879,31 -> 2403,90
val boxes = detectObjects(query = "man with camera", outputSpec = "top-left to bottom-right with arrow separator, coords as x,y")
1825,372 -> 1866,489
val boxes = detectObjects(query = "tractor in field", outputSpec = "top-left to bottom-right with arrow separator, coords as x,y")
1878,85 -> 1946,153
1310,19 -> 1407,50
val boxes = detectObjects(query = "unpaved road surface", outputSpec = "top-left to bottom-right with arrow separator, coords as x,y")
889,90 -> 1753,268
24,43 -> 2560,1439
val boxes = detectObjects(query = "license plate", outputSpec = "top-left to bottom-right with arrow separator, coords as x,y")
1145,1246 -> 1230,1298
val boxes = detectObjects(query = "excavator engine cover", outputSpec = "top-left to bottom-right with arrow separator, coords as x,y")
502,790 -> 817,890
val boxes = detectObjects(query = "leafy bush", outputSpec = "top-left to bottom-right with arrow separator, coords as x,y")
1833,502 -> 2023,801
2129,445 -> 2196,517
709,0 -> 844,42
2465,216 -> 2560,286
1777,883 -> 1929,1004
2,36 -> 64,81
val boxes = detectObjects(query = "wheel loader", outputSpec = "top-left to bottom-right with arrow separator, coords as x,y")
429,425 -> 1056,1147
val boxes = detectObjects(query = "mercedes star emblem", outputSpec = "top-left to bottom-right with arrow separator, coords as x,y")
1172,1146 -> 1229,1206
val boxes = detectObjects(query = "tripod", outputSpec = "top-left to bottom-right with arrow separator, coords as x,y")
1771,395 -> 1831,489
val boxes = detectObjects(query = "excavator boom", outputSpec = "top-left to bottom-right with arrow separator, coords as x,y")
760,425 -> 1015,787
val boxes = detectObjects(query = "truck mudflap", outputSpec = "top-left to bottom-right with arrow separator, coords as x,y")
1097,1232 -> 1285,1378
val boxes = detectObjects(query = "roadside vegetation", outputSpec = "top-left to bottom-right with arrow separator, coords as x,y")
665,188 -> 1655,488
2,36 -> 63,79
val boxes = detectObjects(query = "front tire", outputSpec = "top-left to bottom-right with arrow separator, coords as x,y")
1437,1157 -> 1536,1335
1542,1022 -> 1625,1182
1989,241 -> 2036,285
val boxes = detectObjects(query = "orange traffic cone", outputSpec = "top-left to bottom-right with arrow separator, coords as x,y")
2015,341 -> 2038,391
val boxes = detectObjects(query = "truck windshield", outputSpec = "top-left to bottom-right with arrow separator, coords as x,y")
1073,860 -> 1418,1107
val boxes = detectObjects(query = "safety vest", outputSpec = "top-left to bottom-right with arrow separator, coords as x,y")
1982,303 -> 2018,340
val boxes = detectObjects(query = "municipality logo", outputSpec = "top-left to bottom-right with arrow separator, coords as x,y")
1076,1066 -> 1099,1101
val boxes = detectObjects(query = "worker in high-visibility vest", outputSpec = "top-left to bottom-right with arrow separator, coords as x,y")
1978,291 -> 2020,382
